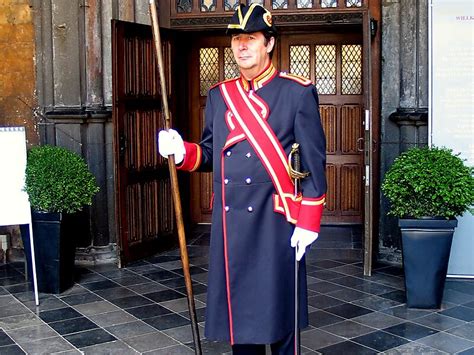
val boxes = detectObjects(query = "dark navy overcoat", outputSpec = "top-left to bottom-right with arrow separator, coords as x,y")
178,64 -> 326,345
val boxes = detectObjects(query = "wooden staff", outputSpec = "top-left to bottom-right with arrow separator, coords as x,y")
149,1 -> 202,354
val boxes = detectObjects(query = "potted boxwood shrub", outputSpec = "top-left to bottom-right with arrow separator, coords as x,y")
382,146 -> 474,308
21,145 -> 99,293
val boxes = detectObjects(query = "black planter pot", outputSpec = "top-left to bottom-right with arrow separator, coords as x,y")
20,211 -> 77,294
399,218 -> 458,309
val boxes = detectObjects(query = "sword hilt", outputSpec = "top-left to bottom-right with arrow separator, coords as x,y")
288,143 -> 310,180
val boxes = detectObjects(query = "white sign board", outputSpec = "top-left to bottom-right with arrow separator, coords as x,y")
0,127 -> 31,226
430,0 -> 474,276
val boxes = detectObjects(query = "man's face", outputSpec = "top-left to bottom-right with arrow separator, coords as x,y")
231,31 -> 275,80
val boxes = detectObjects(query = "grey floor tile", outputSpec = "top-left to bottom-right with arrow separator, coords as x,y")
383,342 -> 448,354
416,332 -> 474,353
308,294 -> 345,310
88,310 -> 138,328
124,303 -> 172,319
352,281 -> 398,295
317,340 -> 377,354
439,305 -> 474,322
110,295 -> 154,309
320,320 -> 376,339
308,310 -> 345,328
162,324 -> 205,344
64,328 -> 117,348
445,321 -> 474,339
0,330 -> 15,346
325,303 -> 373,319
144,313 -> 190,331
443,289 -> 474,305
0,303 -> 30,318
39,307 -> 82,323
60,291 -> 102,306
23,297 -> 68,312
352,330 -> 409,352
352,311 -> 404,329
458,347 -> 474,355
383,321 -> 438,341
123,331 -> 178,353
94,286 -> 137,301
7,323 -> 57,343
125,282 -> 167,294
20,336 -> 74,354
160,297 -> 206,313
301,328 -> 345,350
0,344 -> 26,354
382,304 -> 434,320
308,281 -> 345,294
81,339 -> 139,354
49,316 -> 99,335
73,300 -> 120,316
352,295 -> 401,311
105,320 -> 157,339
143,344 -> 195,354
326,288 -> 371,302
0,313 -> 43,331
413,313 -> 466,331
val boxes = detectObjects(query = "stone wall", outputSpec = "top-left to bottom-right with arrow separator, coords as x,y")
379,0 -> 429,264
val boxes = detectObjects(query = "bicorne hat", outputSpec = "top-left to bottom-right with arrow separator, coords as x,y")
227,3 -> 277,35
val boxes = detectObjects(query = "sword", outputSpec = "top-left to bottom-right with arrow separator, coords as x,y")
288,143 -> 309,355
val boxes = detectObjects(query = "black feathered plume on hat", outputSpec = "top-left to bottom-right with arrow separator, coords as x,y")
226,3 -> 277,35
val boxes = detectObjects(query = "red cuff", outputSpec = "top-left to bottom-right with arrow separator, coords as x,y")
177,142 -> 202,171
295,195 -> 325,233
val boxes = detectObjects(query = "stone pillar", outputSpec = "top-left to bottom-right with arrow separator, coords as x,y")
379,0 -> 429,264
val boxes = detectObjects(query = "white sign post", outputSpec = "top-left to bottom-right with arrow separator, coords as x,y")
429,0 -> 474,277
0,127 -> 39,304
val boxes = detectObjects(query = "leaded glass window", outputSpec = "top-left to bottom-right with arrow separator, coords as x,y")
224,48 -> 239,79
225,0 -> 240,11
290,46 -> 310,79
341,44 -> 362,94
201,0 -> 216,12
272,0 -> 288,9
297,0 -> 313,9
321,0 -> 337,8
200,48 -> 219,96
346,0 -> 362,7
177,0 -> 192,13
315,45 -> 336,95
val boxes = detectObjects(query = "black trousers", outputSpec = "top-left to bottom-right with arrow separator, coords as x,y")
232,331 -> 296,355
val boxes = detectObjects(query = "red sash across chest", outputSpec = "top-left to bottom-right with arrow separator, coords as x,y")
219,79 -> 301,224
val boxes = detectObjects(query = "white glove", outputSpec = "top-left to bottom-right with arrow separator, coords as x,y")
158,129 -> 185,164
290,227 -> 319,261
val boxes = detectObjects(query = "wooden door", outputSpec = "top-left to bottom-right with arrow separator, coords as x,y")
112,20 -> 175,266
189,32 -> 365,225
188,35 -> 240,224
281,33 -> 365,224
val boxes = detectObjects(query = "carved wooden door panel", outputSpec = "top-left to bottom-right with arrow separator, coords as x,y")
281,33 -> 364,224
112,20 -> 175,266
188,35 -> 241,224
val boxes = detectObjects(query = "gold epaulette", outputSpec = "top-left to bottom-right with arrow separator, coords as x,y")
279,72 -> 312,86
210,77 -> 238,91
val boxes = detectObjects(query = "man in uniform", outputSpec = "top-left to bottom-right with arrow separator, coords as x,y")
158,4 -> 326,354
